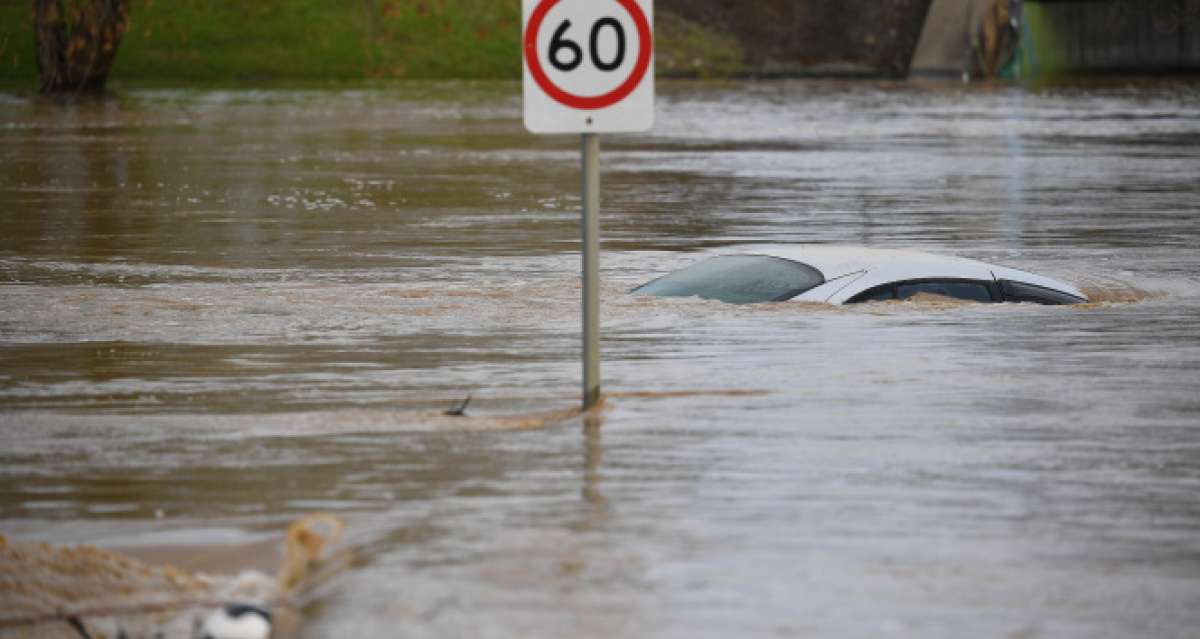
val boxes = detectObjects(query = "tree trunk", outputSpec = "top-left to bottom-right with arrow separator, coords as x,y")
34,0 -> 131,93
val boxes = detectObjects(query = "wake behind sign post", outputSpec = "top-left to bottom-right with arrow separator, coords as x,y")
523,0 -> 654,409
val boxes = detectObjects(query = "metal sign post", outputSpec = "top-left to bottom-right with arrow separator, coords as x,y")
522,0 -> 653,409
581,133 -> 601,408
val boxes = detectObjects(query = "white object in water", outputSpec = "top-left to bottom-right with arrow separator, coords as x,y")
201,603 -> 272,639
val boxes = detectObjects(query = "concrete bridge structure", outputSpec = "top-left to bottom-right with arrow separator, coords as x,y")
912,0 -> 1200,78
1020,0 -> 1200,76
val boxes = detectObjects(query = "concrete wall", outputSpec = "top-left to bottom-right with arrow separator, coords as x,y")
910,0 -> 989,75
1189,0 -> 1200,65
659,0 -> 934,77
1022,0 -> 1200,74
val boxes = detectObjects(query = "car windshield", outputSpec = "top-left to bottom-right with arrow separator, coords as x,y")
634,255 -> 825,304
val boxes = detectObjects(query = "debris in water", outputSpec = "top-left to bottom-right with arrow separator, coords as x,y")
0,514 -> 344,639
443,394 -> 472,417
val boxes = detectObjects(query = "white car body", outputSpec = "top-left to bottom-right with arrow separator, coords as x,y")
640,245 -> 1087,305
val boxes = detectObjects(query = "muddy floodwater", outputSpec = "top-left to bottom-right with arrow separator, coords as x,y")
2,80 -> 1199,637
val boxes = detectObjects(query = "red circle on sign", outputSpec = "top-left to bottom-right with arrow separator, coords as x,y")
524,0 -> 653,111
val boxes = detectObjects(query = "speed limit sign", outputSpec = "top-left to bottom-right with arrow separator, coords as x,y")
522,0 -> 654,133
522,0 -> 653,409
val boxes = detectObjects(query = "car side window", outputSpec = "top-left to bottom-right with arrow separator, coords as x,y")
851,285 -> 896,302
895,280 -> 995,302
847,279 -> 998,304
999,280 -> 1085,305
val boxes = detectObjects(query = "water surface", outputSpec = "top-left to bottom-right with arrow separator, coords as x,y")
2,80 -> 1199,638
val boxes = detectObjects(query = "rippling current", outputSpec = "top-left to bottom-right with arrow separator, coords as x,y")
1,80 -> 1199,638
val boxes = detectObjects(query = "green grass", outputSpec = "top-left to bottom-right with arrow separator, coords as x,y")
654,9 -> 741,78
115,0 -> 371,82
0,0 -> 744,89
0,2 -> 33,85
367,0 -> 521,78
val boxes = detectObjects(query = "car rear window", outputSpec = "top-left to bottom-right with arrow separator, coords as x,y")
634,255 -> 825,304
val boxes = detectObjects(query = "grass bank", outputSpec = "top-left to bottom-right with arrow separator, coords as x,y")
0,0 -> 741,89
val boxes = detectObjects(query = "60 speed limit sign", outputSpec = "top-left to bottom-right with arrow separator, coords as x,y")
522,0 -> 654,133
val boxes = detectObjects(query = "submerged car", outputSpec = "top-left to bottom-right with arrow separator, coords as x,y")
633,245 -> 1087,305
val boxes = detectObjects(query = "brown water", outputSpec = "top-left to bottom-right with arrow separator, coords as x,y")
2,80 -> 1199,637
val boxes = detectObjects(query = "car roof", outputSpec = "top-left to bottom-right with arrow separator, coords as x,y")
727,244 -> 1086,303
735,244 -> 986,279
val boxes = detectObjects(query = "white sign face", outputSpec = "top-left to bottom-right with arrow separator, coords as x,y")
522,0 -> 654,134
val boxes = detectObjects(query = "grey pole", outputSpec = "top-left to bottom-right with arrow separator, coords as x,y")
581,132 -> 601,409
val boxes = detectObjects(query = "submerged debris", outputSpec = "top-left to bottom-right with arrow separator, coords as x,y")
0,514 -> 344,639
443,394 -> 472,417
